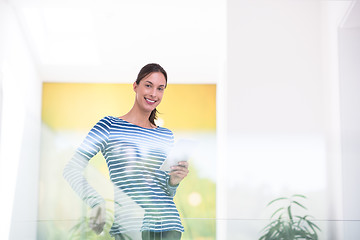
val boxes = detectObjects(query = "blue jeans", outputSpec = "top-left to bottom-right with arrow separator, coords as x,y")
114,231 -> 181,240
141,230 -> 182,240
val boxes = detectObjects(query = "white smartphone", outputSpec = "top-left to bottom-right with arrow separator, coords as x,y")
159,139 -> 196,171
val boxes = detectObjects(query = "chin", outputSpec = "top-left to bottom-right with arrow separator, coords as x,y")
144,103 -> 159,112
143,105 -> 157,113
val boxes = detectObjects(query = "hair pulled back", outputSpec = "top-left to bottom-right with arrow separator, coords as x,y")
135,63 -> 167,126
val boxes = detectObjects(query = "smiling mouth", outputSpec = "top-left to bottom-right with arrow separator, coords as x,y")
145,98 -> 156,104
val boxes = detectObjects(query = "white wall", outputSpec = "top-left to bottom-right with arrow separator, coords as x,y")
0,1 -> 42,239
225,0 -> 352,239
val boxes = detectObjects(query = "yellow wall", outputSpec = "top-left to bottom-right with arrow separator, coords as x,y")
42,83 -> 216,131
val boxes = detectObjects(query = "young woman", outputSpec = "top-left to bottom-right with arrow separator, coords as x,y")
63,63 -> 189,240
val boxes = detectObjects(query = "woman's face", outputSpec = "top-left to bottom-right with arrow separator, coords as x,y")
134,72 -> 167,113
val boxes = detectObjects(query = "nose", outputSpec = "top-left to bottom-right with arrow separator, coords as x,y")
150,88 -> 157,98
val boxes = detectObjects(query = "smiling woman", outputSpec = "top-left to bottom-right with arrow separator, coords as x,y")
62,63 -> 189,240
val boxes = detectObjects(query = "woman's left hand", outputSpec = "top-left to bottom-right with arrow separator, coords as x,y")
169,161 -> 189,186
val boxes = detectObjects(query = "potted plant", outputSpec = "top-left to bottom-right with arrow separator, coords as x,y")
259,194 -> 321,240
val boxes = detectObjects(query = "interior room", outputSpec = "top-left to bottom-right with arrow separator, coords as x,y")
1,0 -> 359,239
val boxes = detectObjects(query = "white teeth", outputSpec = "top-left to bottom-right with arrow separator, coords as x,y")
146,98 -> 155,103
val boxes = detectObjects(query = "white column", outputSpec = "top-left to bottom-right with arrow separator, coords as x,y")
0,1 -> 42,239
321,2 -> 353,239
338,2 -> 360,239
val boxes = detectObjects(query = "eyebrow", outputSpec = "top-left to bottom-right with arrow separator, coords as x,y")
145,80 -> 166,87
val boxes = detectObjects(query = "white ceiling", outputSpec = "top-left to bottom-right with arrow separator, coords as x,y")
11,0 -> 226,83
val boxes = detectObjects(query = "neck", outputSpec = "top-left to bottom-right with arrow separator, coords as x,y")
120,105 -> 155,129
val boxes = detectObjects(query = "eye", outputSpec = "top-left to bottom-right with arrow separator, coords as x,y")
158,87 -> 164,91
145,84 -> 151,88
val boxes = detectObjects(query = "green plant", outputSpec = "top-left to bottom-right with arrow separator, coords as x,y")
259,194 -> 321,240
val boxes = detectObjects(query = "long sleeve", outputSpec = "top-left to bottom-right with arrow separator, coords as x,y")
163,132 -> 178,197
166,176 -> 178,197
63,116 -> 112,208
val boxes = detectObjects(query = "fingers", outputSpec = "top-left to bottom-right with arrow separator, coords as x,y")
90,221 -> 105,235
178,161 -> 189,168
89,217 -> 105,234
171,161 -> 189,170
168,161 -> 189,186
170,165 -> 189,176
89,203 -> 106,235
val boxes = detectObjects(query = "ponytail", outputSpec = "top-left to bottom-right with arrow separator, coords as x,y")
149,108 -> 158,126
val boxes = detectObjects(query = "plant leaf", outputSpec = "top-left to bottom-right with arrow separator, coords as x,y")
292,194 -> 306,199
270,207 -> 284,219
267,197 -> 288,206
307,219 -> 321,232
292,200 -> 308,210
287,206 -> 293,224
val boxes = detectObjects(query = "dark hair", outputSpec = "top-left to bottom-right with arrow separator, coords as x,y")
135,63 -> 167,126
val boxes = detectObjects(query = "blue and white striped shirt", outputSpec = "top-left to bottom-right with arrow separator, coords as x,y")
63,116 -> 184,235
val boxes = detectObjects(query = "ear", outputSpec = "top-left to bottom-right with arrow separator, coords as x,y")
133,82 -> 138,92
